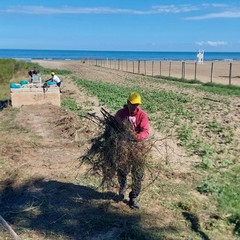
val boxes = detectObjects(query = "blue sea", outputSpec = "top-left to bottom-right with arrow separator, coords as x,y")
0,49 -> 240,61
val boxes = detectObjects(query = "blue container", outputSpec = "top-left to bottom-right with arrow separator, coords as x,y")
10,83 -> 21,88
46,81 -> 56,85
19,80 -> 29,85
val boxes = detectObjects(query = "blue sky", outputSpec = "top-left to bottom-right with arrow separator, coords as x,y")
0,0 -> 239,52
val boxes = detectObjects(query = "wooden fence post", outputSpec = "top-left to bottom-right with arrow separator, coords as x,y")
169,61 -> 172,77
133,61 -> 135,73
152,61 -> 154,76
144,61 -> 146,75
194,62 -> 197,80
181,62 -> 185,79
229,62 -> 232,85
210,62 -> 214,83
138,60 -> 140,74
159,61 -> 162,76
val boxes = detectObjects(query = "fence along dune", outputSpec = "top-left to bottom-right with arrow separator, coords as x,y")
87,59 -> 240,86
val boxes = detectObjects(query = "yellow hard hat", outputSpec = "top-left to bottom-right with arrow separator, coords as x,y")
128,92 -> 142,104
51,71 -> 55,75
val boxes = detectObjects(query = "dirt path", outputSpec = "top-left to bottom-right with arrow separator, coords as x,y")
13,105 -> 80,181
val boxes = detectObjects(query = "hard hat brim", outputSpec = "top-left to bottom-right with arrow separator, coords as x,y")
129,99 -> 142,104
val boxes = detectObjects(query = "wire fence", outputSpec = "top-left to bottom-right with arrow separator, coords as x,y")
84,59 -> 240,86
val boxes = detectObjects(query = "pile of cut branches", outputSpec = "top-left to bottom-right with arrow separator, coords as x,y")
80,108 -> 152,189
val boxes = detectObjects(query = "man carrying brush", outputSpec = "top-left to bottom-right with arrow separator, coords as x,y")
115,92 -> 150,209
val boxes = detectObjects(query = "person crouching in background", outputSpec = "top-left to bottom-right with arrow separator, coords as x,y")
46,72 -> 62,92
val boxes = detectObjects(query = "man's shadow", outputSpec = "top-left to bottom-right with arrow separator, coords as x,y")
0,177 -> 176,239
0,177 -> 117,238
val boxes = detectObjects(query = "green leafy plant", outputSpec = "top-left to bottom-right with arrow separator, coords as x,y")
196,179 -> 222,195
176,125 -> 193,146
61,98 -> 82,111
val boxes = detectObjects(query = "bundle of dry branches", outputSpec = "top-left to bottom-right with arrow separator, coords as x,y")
80,108 -> 152,189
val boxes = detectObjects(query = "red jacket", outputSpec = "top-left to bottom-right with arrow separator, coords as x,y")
115,106 -> 150,140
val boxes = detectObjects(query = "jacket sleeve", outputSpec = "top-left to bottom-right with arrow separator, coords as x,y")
136,113 -> 150,140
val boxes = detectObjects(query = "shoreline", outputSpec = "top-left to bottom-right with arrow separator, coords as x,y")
2,49 -> 240,61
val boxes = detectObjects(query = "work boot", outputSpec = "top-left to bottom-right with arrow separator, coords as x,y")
118,188 -> 126,201
118,193 -> 124,201
129,198 -> 140,209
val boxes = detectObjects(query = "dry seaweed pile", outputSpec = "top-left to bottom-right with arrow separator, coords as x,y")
80,108 -> 152,189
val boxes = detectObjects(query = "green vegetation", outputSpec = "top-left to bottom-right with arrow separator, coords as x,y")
73,76 -> 240,236
156,75 -> 240,97
156,75 -> 202,85
199,82 -> 240,96
61,98 -> 86,117
0,59 -> 34,100
218,166 -> 240,235
72,77 -> 130,111
61,98 -> 81,111
0,84 -> 10,101
0,59 -> 25,100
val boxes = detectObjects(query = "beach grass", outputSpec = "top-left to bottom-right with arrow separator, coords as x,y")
0,59 -> 27,100
155,75 -> 240,97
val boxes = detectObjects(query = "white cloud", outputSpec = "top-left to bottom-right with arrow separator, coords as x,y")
0,6 -> 146,15
0,4 -> 203,15
0,4 -> 240,19
151,4 -> 200,13
201,3 -> 228,8
196,41 -> 228,47
186,11 -> 240,20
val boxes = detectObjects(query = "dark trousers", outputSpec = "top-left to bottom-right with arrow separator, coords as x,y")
117,162 -> 144,199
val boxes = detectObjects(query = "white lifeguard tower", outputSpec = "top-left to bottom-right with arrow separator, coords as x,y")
197,50 -> 204,64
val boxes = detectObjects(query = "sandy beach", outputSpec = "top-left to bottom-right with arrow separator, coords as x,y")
91,59 -> 240,86
33,59 -> 240,86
